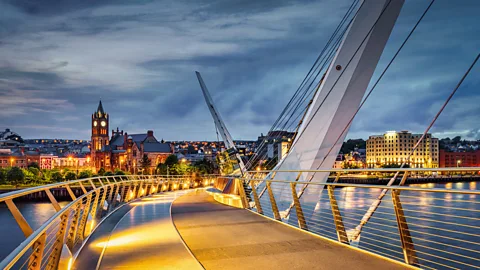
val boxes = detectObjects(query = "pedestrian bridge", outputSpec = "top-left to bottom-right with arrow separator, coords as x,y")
0,169 -> 479,269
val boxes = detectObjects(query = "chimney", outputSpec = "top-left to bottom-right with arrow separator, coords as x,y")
147,130 -> 154,137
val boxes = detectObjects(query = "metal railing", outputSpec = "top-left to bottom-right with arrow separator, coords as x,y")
231,168 -> 480,270
0,174 -> 216,270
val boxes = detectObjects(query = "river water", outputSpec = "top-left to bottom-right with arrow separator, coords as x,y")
0,182 -> 479,268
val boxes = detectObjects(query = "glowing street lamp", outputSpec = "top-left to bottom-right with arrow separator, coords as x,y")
10,157 -> 14,167
457,160 -> 462,168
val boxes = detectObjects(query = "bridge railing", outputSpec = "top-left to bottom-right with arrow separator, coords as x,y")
231,168 -> 480,270
0,174 -> 216,270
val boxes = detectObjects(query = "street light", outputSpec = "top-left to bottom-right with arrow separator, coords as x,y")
457,159 -> 462,168
10,157 -> 14,167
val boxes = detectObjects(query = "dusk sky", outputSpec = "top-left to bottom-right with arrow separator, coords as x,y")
0,0 -> 478,141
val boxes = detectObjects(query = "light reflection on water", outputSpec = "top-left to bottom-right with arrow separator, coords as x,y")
0,201 -> 69,260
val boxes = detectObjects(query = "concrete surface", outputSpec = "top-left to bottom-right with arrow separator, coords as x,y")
171,190 -> 408,270
74,189 -> 202,270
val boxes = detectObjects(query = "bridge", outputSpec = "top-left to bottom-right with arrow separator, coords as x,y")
0,168 -> 479,270
1,0 -> 478,269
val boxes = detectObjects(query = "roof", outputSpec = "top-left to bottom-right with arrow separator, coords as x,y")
143,142 -> 171,153
97,100 -> 105,114
129,134 -> 148,142
110,134 -> 124,146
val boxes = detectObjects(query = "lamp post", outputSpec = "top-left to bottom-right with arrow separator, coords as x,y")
10,157 -> 14,167
457,159 -> 461,168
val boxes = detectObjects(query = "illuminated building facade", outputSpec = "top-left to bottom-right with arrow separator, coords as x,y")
366,131 -> 439,168
439,149 -> 480,168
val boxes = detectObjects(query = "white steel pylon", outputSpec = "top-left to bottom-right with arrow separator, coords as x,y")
196,71 -> 246,174
272,0 -> 404,188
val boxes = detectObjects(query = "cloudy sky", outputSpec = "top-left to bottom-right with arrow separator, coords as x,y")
0,0 -> 479,141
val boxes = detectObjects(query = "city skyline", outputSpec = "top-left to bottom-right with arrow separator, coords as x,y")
0,0 -> 479,141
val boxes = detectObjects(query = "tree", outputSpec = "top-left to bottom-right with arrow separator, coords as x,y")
78,170 -> 91,179
51,171 -> 64,182
165,155 -> 179,166
65,171 -> 77,181
104,171 -> 114,176
7,167 -> 25,188
0,168 -> 7,184
156,163 -> 168,175
97,167 -> 106,176
342,162 -> 360,169
140,154 -> 151,174
28,162 -> 40,170
452,136 -> 462,144
28,167 -> 40,177
341,139 -> 366,154
192,158 -> 215,175
216,151 -> 233,175
114,169 -> 126,176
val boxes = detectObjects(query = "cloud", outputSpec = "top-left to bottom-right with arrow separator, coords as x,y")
0,0 -> 478,141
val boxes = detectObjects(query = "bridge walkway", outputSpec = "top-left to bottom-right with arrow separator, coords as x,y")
172,190 -> 409,270
73,189 -> 202,270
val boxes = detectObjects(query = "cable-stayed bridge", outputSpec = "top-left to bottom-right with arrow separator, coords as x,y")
1,0 -> 479,269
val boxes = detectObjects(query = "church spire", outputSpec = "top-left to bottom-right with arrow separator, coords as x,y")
97,100 -> 105,115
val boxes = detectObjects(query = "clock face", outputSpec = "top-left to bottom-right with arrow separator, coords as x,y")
101,121 -> 106,127
93,121 -> 98,127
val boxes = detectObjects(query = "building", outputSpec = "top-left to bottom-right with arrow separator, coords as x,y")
90,101 -> 172,173
256,130 -> 294,161
0,149 -> 26,168
439,149 -> 480,168
366,131 -> 439,168
91,100 -> 110,169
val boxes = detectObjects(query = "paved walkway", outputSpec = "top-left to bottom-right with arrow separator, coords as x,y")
74,190 -> 202,270
171,190 -> 409,270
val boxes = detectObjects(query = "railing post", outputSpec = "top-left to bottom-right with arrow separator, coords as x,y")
29,233 -> 46,270
79,181 -> 88,194
66,203 -> 81,250
290,182 -> 308,230
250,181 -> 263,214
266,182 -> 281,221
5,199 -> 34,237
236,178 -> 248,209
65,184 -> 77,200
109,182 -> 120,210
392,189 -> 418,265
96,186 -> 108,218
130,182 -> 137,201
77,194 -> 92,241
47,209 -> 70,270
327,185 -> 349,244
45,188 -> 61,212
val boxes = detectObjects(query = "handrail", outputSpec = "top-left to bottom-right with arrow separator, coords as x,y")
229,168 -> 480,269
0,174 -> 219,203
0,174 -> 216,270
248,167 -> 480,173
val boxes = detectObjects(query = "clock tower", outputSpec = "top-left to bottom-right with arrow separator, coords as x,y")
91,100 -> 109,168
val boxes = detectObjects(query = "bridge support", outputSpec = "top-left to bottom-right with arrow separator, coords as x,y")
266,182 -> 281,221
327,186 -> 349,244
250,181 -> 263,214
290,183 -> 308,230
392,189 -> 418,265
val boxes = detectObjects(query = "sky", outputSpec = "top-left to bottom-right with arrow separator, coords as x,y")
0,0 -> 479,141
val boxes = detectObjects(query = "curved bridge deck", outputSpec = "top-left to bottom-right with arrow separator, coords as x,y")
75,189 -> 408,269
